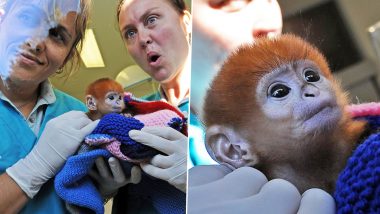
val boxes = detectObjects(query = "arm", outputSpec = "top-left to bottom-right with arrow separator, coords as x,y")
0,173 -> 28,213
0,111 -> 98,212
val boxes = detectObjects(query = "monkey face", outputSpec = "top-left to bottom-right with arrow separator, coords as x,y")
97,91 -> 125,115
255,59 -> 342,140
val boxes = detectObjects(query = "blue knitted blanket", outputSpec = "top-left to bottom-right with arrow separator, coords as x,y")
55,149 -> 112,214
55,112 -> 186,214
335,115 -> 380,213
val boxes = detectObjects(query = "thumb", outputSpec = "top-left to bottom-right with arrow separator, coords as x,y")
141,126 -> 185,141
79,119 -> 99,137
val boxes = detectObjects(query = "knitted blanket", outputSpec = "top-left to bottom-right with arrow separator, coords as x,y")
55,95 -> 187,214
335,102 -> 380,213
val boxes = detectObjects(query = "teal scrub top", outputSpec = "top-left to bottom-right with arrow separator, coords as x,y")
0,89 -> 86,214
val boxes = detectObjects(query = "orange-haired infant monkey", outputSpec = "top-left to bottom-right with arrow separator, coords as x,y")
85,78 -> 132,120
203,34 -> 366,193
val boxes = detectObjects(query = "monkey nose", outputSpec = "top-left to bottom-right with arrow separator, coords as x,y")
302,85 -> 320,98
304,93 -> 315,97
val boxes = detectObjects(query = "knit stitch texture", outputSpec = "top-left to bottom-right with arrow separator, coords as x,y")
335,105 -> 380,213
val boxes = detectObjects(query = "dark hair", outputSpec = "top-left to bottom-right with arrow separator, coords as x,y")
3,0 -> 91,76
60,0 -> 92,76
116,0 -> 187,23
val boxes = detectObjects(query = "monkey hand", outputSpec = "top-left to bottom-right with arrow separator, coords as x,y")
6,111 -> 98,198
188,165 -> 335,214
89,157 -> 142,199
129,126 -> 187,192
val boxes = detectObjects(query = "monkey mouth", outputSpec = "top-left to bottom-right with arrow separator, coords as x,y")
112,106 -> 123,112
303,105 -> 341,132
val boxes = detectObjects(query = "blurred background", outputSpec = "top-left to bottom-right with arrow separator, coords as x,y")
279,0 -> 380,103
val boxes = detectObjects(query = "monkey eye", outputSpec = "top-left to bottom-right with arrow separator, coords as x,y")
108,95 -> 115,100
269,84 -> 291,98
304,69 -> 320,82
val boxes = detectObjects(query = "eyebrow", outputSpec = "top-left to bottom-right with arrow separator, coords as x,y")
55,24 -> 73,41
121,7 -> 159,33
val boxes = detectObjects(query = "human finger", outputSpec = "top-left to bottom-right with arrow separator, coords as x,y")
297,188 -> 335,214
189,167 -> 268,206
140,162 -> 168,180
95,157 -> 111,178
244,179 -> 301,214
79,119 -> 99,136
108,157 -> 126,183
190,179 -> 301,214
141,126 -> 185,141
150,154 -> 173,169
129,130 -> 172,154
188,164 -> 232,187
129,166 -> 142,184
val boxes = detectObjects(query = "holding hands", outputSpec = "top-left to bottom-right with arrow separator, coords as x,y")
90,157 -> 142,198
129,126 -> 188,192
7,111 -> 98,198
188,165 -> 336,214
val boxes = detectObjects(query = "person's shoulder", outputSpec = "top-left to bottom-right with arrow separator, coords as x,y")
53,89 -> 86,111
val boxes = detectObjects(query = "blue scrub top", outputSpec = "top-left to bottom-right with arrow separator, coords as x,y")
0,89 -> 86,214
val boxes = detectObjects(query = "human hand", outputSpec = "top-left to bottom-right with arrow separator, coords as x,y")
129,126 -> 187,192
188,165 -> 335,214
6,111 -> 98,198
89,157 -> 141,198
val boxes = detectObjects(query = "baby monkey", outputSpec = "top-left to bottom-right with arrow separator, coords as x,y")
204,34 -> 365,193
85,78 -> 132,120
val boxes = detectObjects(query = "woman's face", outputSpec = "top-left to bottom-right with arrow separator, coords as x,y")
118,0 -> 190,83
0,1 -> 78,85
193,0 -> 282,53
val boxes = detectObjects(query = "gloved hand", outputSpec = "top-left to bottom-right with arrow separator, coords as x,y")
188,165 -> 335,214
129,126 -> 187,192
6,111 -> 98,198
89,157 -> 142,198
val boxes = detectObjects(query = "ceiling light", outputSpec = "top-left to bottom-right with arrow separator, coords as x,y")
80,29 -> 105,68
116,65 -> 152,88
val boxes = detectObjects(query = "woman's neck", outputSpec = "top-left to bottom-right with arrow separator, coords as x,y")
0,79 -> 40,117
160,56 -> 190,107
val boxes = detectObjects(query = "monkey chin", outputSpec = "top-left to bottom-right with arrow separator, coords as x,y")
302,105 -> 342,136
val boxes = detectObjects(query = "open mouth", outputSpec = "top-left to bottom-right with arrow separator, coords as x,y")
147,53 -> 161,64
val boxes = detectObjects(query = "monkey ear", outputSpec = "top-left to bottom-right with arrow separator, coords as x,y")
85,95 -> 97,111
206,125 -> 257,169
